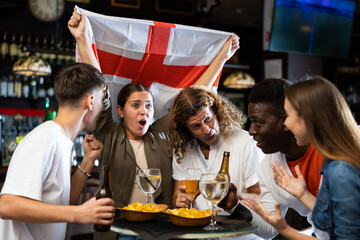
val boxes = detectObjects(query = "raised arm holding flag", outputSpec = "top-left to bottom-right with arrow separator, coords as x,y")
68,8 -> 239,240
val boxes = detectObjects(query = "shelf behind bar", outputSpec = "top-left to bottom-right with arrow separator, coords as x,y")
224,63 -> 250,70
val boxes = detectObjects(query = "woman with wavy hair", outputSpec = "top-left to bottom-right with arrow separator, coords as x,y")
243,76 -> 360,239
169,86 -> 262,212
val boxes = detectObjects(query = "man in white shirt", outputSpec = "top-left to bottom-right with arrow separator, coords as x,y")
0,63 -> 115,240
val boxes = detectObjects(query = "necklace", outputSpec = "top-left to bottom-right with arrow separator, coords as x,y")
56,118 -> 68,138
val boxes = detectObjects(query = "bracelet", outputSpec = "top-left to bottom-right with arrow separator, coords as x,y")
77,165 -> 91,177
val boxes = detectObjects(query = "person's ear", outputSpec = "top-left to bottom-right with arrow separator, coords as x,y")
116,105 -> 124,118
280,114 -> 286,123
86,94 -> 95,111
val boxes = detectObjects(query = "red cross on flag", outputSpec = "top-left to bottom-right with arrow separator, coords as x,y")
76,7 -> 232,120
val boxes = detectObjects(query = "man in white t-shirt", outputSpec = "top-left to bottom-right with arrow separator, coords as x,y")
0,63 -> 115,240
169,87 -> 261,211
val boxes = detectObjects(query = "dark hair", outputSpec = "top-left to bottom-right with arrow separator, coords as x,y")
117,82 -> 152,108
248,78 -> 290,118
54,62 -> 105,106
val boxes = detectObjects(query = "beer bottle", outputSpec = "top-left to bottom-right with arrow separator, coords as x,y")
22,76 -> 29,99
94,165 -> 113,232
1,31 -> 9,60
29,74 -> 37,99
9,33 -> 18,61
218,151 -> 230,182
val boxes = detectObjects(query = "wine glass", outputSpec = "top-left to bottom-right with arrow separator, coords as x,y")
199,173 -> 229,230
136,168 -> 162,204
182,168 -> 202,208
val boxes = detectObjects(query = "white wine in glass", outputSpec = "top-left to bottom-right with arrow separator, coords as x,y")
136,168 -> 161,204
199,173 -> 229,230
182,168 -> 201,208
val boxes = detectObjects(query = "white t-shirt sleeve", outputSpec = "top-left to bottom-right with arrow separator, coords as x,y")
1,135 -> 55,201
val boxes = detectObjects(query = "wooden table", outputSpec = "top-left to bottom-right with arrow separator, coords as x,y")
111,215 -> 258,239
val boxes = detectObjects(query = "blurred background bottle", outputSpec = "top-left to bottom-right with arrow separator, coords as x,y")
14,75 -> 22,98
1,31 -> 9,60
22,75 -> 29,98
37,76 -> 46,98
29,74 -> 37,99
9,33 -> 18,61
0,75 -> 7,97
7,75 -> 14,98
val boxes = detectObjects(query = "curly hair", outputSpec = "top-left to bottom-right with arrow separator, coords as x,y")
168,86 -> 246,162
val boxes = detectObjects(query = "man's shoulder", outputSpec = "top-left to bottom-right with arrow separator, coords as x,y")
259,152 -> 287,170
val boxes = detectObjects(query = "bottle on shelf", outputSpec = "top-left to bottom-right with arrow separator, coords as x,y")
33,35 -> 40,57
29,74 -> 37,99
41,35 -> 49,63
56,38 -> 65,65
1,31 -> 9,60
7,75 -> 14,98
26,33 -> 33,51
94,164 -> 113,232
45,97 -> 57,120
218,151 -> 230,182
18,33 -> 25,58
37,76 -> 46,98
48,35 -> 56,64
14,74 -> 22,98
46,77 -> 55,98
9,33 -> 18,61
22,75 -> 30,98
0,75 -> 8,97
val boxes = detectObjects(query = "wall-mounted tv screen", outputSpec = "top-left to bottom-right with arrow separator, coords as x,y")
269,0 -> 356,58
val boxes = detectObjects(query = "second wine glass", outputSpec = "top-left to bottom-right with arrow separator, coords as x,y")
136,168 -> 161,204
182,168 -> 202,208
199,173 -> 229,230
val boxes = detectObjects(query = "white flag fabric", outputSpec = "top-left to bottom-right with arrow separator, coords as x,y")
76,6 -> 231,120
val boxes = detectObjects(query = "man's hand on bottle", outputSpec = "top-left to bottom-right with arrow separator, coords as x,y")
217,183 -> 238,210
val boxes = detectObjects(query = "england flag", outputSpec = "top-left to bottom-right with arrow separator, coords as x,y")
76,6 -> 231,121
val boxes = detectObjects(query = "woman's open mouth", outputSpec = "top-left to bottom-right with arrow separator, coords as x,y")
138,120 -> 147,128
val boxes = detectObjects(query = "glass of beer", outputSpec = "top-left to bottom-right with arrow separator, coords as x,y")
182,168 -> 202,208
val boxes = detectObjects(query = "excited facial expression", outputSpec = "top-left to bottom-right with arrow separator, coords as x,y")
284,98 -> 310,146
185,107 -> 220,147
248,102 -> 291,154
118,91 -> 154,140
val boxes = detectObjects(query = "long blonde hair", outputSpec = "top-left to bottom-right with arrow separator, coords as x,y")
168,86 -> 246,161
285,76 -> 360,170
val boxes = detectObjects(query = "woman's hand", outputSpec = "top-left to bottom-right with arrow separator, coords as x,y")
242,199 -> 288,233
82,134 -> 103,165
218,33 -> 240,62
271,162 -> 307,199
68,9 -> 87,42
175,185 -> 196,208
